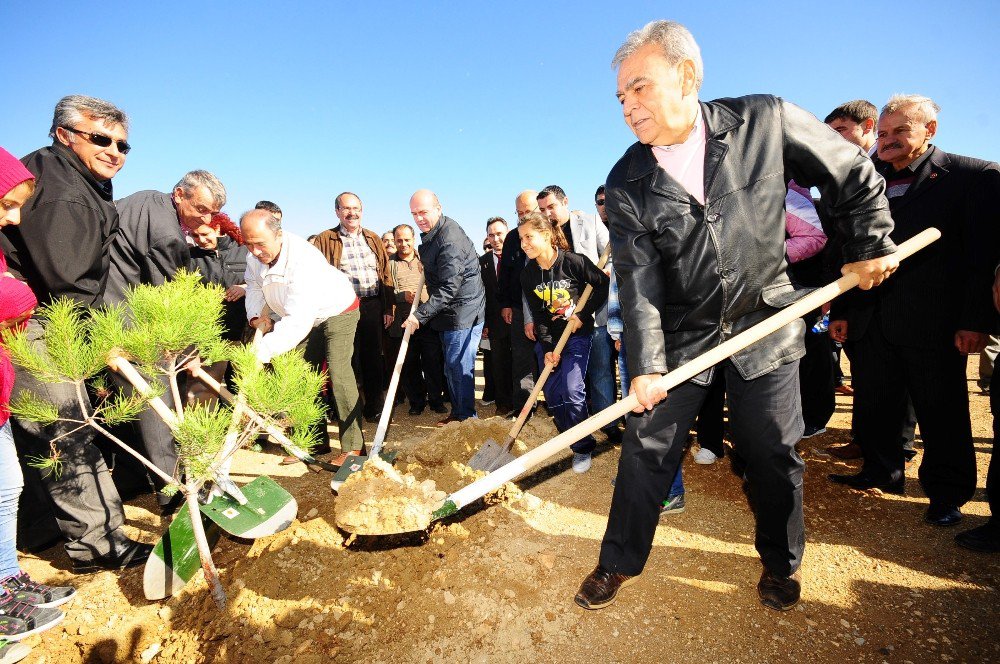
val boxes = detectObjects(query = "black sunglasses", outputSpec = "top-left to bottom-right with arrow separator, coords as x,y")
60,126 -> 131,154
596,198 -> 606,206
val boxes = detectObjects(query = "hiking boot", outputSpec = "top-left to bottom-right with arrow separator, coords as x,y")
574,566 -> 637,610
757,568 -> 801,611
0,593 -> 64,641
1,573 -> 75,609
659,493 -> 685,516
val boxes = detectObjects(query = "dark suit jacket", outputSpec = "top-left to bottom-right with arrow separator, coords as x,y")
832,146 -> 1000,347
479,251 -> 510,340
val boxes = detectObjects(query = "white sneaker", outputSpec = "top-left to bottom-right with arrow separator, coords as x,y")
572,453 -> 592,474
693,447 -> 718,465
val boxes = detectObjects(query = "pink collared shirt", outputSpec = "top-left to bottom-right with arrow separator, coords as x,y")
651,109 -> 707,205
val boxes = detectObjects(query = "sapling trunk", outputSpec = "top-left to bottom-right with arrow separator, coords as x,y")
185,481 -> 226,609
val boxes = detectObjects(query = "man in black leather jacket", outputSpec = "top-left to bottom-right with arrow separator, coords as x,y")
574,20 -> 898,613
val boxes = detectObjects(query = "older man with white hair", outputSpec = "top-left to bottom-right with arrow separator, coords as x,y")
828,94 -> 1000,529
575,20 -> 899,612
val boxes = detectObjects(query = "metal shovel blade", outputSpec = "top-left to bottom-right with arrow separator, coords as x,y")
468,438 -> 516,472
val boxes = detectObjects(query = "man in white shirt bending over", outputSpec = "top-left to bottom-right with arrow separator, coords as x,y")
241,208 -> 364,463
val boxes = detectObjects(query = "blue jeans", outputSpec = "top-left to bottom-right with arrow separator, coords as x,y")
587,326 -> 619,430
440,321 -> 484,420
618,338 -> 683,498
535,334 -> 595,454
0,422 -> 24,578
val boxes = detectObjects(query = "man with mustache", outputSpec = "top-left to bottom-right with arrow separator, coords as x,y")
312,193 -> 394,424
826,95 -> 1000,527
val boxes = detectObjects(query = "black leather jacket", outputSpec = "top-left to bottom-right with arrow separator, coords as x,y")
608,95 -> 895,384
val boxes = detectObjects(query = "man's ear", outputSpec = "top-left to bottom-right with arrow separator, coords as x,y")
53,126 -> 73,148
680,59 -> 698,96
925,119 -> 937,140
863,118 -> 876,135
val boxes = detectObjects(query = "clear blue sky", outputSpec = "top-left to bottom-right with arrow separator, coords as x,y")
6,1 -> 999,244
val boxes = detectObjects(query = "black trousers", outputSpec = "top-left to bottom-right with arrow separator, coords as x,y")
354,297 -> 386,418
800,323 -> 835,430
389,326 -> 446,409
510,308 -> 536,411
989,368 -> 999,520
600,360 -> 805,577
10,320 -> 130,562
693,369 -> 727,457
850,316 -> 976,505
488,334 -> 513,409
481,349 -> 495,402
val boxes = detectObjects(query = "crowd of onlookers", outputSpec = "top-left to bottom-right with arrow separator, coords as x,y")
0,66 -> 997,655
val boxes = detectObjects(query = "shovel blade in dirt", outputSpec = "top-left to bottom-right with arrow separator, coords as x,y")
199,476 -> 298,539
468,437 -> 516,472
329,450 -> 399,493
144,501 -> 222,601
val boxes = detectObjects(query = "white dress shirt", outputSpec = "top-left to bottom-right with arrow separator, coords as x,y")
245,231 -> 358,363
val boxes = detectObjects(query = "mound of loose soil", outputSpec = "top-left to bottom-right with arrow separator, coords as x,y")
334,456 -> 446,534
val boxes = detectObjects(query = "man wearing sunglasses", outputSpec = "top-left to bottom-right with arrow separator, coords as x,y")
0,95 -> 154,573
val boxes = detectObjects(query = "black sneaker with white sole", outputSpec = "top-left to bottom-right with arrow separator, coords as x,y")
2,573 -> 76,609
0,593 -> 64,641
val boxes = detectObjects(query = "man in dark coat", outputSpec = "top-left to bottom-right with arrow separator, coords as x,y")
829,95 -> 1000,527
403,190 -> 485,424
574,21 -> 898,613
480,217 -> 513,416
0,94 -> 153,572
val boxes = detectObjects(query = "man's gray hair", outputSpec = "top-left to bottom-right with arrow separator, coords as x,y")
49,94 -> 129,138
174,170 -> 227,208
611,20 -> 704,91
882,94 -> 940,125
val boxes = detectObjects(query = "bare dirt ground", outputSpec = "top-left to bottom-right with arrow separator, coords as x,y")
17,356 -> 999,663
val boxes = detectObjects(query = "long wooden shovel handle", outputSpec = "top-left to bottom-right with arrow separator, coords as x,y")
502,243 -> 613,450
371,273 -> 425,458
442,228 -> 940,514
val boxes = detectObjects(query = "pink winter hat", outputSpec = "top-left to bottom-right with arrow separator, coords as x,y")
0,147 -> 34,197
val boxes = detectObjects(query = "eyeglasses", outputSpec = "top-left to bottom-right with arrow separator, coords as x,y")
596,199 -> 606,206
60,126 -> 131,154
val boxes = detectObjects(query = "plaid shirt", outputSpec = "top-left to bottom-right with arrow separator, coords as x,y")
339,228 -> 380,297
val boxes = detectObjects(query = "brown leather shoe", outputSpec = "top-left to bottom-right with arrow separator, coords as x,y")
757,568 -> 801,611
834,384 -> 854,396
574,566 -> 637,610
329,452 -> 351,467
827,442 -> 862,459
436,415 -> 457,427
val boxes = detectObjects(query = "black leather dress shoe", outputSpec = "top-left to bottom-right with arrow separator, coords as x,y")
828,472 -> 904,495
925,503 -> 963,527
408,404 -> 425,416
758,568 -> 801,611
429,403 -> 448,414
955,522 -> 1000,552
72,539 -> 154,574
574,566 -> 637,610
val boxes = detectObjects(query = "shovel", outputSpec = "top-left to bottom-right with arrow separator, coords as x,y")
393,228 -> 938,532
330,274 -> 425,492
469,244 -> 612,471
